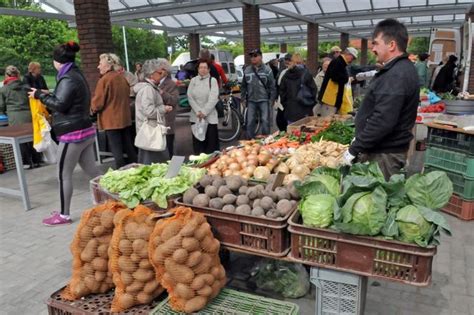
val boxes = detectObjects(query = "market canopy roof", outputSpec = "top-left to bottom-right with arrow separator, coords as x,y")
4,0 -> 474,42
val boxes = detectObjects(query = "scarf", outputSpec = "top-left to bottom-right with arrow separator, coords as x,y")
57,62 -> 74,81
3,77 -> 18,86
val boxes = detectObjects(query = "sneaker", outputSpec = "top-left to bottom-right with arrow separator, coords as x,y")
42,211 -> 72,226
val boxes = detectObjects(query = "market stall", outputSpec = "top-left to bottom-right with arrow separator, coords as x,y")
46,114 -> 458,315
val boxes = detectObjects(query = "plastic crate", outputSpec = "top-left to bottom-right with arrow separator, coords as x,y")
0,143 -> 16,171
441,193 -> 474,221
151,288 -> 299,315
288,211 -> 436,286
46,286 -> 163,315
426,126 -> 474,155
424,165 -> 474,200
310,267 -> 367,315
174,197 -> 296,257
424,146 -> 474,177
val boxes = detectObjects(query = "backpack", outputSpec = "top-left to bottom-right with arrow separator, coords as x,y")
297,69 -> 316,107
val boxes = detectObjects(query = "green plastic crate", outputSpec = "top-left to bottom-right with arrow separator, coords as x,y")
426,127 -> 474,156
424,146 -> 474,177
151,288 -> 300,315
425,166 -> 474,200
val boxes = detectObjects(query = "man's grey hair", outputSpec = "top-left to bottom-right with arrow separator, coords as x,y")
142,59 -> 162,78
155,58 -> 171,73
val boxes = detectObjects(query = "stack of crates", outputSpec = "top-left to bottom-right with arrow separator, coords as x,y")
424,126 -> 474,220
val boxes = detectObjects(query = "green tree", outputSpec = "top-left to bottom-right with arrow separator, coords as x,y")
408,37 -> 430,55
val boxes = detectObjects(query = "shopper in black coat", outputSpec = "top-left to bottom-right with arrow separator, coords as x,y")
432,55 -> 457,94
23,62 -> 48,91
279,54 -> 317,123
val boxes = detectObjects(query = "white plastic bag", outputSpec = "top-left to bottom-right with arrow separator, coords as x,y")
42,140 -> 58,164
191,120 -> 208,141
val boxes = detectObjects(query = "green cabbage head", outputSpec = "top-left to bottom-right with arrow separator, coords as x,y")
396,205 -> 433,246
300,194 -> 337,228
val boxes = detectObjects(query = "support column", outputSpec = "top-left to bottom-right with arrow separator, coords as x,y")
467,8 -> 474,93
189,33 -> 200,60
360,38 -> 368,66
73,0 -> 113,93
307,23 -> 319,76
340,33 -> 349,50
280,43 -> 287,53
243,4 -> 260,65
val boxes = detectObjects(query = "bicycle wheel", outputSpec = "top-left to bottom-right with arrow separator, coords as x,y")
218,106 -> 241,142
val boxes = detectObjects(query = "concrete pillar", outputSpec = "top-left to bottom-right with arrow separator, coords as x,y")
243,4 -> 260,65
307,23 -> 319,76
189,33 -> 200,60
73,0 -> 113,93
467,8 -> 474,93
280,43 -> 287,53
360,38 -> 368,66
340,33 -> 349,50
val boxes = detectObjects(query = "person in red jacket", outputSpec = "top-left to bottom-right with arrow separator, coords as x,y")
211,54 -> 228,87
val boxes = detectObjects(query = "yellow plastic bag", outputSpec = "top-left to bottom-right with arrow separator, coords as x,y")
321,80 -> 353,115
30,97 -> 51,151
339,82 -> 353,115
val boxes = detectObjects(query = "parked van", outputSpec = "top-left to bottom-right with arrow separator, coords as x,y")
171,50 -> 237,81
234,52 -> 288,68
428,28 -> 461,67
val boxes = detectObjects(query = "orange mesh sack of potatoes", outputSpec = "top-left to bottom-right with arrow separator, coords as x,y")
109,205 -> 164,312
61,201 -> 129,300
149,206 -> 227,313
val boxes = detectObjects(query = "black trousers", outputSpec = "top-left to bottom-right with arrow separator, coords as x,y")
166,134 -> 175,157
105,128 -> 138,169
276,109 -> 288,132
192,124 -> 219,155
21,142 -> 42,166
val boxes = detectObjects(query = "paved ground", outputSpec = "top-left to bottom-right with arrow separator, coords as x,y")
0,116 -> 473,314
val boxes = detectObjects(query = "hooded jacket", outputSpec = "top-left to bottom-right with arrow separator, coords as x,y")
133,80 -> 166,133
280,66 -> 316,122
0,79 -> 31,126
349,54 -> 419,156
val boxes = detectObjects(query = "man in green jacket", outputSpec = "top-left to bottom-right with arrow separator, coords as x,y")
414,53 -> 430,88
0,65 -> 40,168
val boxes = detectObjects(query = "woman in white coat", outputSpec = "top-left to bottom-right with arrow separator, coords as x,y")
187,59 -> 220,154
133,59 -> 173,164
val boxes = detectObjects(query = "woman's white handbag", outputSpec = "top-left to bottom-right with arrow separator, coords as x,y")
135,111 -> 169,152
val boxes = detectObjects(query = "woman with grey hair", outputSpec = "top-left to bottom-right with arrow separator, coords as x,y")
154,58 -> 179,156
91,52 -> 137,168
133,59 -> 173,164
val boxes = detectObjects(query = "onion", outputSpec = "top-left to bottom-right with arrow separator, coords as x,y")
247,154 -> 257,161
229,163 -> 241,171
227,158 -> 236,164
232,170 -> 242,176
257,153 -> 271,165
236,156 -> 247,164
234,149 -> 246,157
247,159 -> 258,166
223,169 -> 233,177
208,169 -> 221,176
244,165 -> 256,176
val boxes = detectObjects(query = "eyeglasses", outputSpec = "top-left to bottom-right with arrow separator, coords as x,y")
250,54 -> 259,58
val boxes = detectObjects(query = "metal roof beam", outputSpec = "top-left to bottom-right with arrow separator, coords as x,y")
0,7 -> 73,21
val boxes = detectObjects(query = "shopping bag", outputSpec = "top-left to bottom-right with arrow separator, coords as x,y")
339,82 -> 353,115
135,112 -> 168,152
321,79 -> 339,106
42,139 -> 58,164
191,119 -> 208,141
30,98 -> 51,152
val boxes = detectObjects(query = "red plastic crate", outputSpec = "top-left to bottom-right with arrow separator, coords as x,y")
441,193 -> 474,221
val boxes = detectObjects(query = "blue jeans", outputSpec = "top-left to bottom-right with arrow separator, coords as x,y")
247,100 -> 270,139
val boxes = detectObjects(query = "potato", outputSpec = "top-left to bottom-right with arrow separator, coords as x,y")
190,275 -> 206,291
92,257 -> 108,272
211,280 -> 224,298
139,259 -> 152,270
209,197 -> 224,210
135,224 -> 153,240
134,214 -> 147,224
183,187 -> 200,204
202,236 -> 220,254
84,275 -> 100,291
222,204 -> 235,213
125,281 -> 144,293
95,271 -> 106,282
286,182 -> 300,199
97,234 -> 112,245
184,296 -> 207,313
172,248 -> 189,264
118,256 -> 136,273
119,239 -> 133,255
136,292 -> 153,304
186,251 -> 203,267
225,175 -> 242,191
80,249 -> 95,263
266,209 -> 280,219
145,214 -> 157,227
275,187 -> 291,201
71,282 -> 90,298
117,293 -> 135,309
152,235 -> 162,247
236,195 -> 250,206
143,280 -> 160,294
217,186 -> 231,198
197,285 -> 212,297
125,222 -> 139,240
210,266 -> 220,280
130,253 -> 142,263
222,194 -> 237,205
199,175 -> 213,187
92,225 -> 106,237
165,259 -> 195,284
152,248 -> 166,265
99,282 -> 110,294
251,206 -> 265,216
159,234 -> 183,257
175,283 -> 195,300
114,209 -> 131,226
132,239 -> 149,258
193,253 -> 213,274
276,199 -> 293,216
82,263 -> 94,276
179,221 -> 198,237
193,223 -> 211,241
201,273 -> 215,286
192,194 -> 210,207
162,272 -> 176,287
100,209 -> 116,229
204,185 -> 218,198
97,244 -> 109,259
212,178 -> 225,189
245,187 -> 259,200
133,269 -> 154,282
121,272 -> 134,285
235,205 -> 251,215
260,196 -> 274,210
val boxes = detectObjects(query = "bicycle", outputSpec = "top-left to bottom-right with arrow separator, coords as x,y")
217,84 -> 260,142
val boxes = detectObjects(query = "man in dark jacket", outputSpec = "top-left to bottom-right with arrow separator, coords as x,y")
344,19 -> 420,180
316,47 -> 357,116
23,62 -> 48,91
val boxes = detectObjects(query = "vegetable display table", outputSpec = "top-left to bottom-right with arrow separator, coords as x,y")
0,123 -> 33,210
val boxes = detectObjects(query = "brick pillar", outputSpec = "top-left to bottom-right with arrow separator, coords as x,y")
189,33 -> 200,60
73,0 -> 113,93
280,43 -> 287,53
243,4 -> 260,65
360,38 -> 368,66
307,23 -> 319,76
468,8 -> 474,93
340,33 -> 349,50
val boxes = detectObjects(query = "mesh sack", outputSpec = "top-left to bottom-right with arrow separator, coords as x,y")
61,201 -> 128,300
149,206 -> 227,313
109,205 -> 165,312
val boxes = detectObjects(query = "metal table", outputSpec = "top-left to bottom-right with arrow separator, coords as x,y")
0,123 -> 33,210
